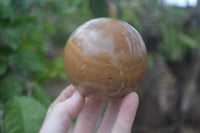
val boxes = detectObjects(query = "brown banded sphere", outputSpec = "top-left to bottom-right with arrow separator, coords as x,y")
64,18 -> 147,100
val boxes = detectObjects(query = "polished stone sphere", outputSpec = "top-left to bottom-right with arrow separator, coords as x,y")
64,18 -> 147,100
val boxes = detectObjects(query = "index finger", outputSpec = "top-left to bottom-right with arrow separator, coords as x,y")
46,85 -> 76,117
111,92 -> 139,133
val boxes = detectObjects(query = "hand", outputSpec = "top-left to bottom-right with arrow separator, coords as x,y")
39,85 -> 139,133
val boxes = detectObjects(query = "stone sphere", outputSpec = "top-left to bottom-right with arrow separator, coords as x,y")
64,18 -> 147,100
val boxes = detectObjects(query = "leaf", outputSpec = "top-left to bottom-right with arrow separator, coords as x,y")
32,84 -> 51,108
0,0 -> 10,7
0,60 -> 7,76
10,0 -> 33,13
178,33 -> 198,49
89,0 -> 109,17
69,0 -> 83,8
159,24 -> 184,61
48,55 -> 66,79
9,51 -> 45,74
0,0 -> 14,18
121,2 -> 142,32
0,75 -> 24,103
2,97 -> 46,133
11,14 -> 38,31
34,55 -> 66,81
147,53 -> 154,70
0,28 -> 21,50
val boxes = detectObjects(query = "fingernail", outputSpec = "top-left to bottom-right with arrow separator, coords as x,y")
70,91 -> 81,100
126,92 -> 139,100
132,92 -> 139,100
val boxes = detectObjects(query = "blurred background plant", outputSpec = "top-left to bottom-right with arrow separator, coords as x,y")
0,0 -> 200,133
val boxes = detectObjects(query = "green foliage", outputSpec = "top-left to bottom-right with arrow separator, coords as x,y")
0,60 -> 7,76
2,97 -> 46,133
89,0 -> 109,17
0,75 -> 24,103
46,55 -> 67,79
32,84 -> 52,108
9,51 -> 45,75
0,0 -> 70,132
69,0 -> 83,9
159,24 -> 198,61
121,0 -> 199,62
0,0 -> 94,132
179,33 -> 198,49
121,1 -> 143,32
147,53 -> 154,70
158,6 -> 199,61
34,55 -> 66,81
0,28 -> 21,50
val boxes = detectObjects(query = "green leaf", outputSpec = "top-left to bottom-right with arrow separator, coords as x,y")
89,0 -> 109,17
10,14 -> 37,31
0,60 -> 7,76
0,0 -> 14,19
178,33 -> 198,49
2,96 -> 46,133
48,55 -> 66,79
159,24 -> 184,61
0,0 -> 10,7
32,85 -> 51,108
10,0 -> 33,13
0,75 -> 24,103
147,53 -> 154,70
0,28 -> 21,50
9,51 -> 45,74
34,55 -> 66,81
121,2 -> 142,32
69,0 -> 83,8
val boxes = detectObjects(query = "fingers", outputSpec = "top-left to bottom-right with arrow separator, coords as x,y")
46,85 -> 76,117
40,85 -> 139,133
97,100 -> 122,133
73,98 -> 102,133
40,90 -> 85,133
49,85 -> 76,108
111,92 -> 139,133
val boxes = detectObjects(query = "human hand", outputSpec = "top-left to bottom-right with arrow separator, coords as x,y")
39,85 -> 139,133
